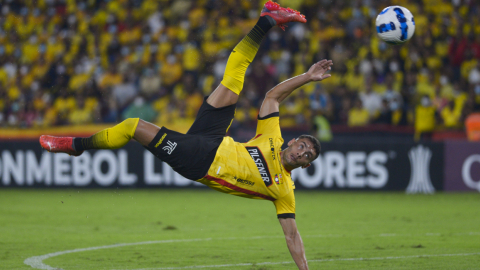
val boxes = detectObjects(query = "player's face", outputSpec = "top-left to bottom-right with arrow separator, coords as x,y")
284,138 -> 316,168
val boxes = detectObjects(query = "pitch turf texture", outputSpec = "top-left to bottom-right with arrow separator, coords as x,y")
1,190 -> 479,270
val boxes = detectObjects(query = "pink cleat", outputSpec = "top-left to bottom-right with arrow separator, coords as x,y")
39,135 -> 83,156
260,0 -> 307,30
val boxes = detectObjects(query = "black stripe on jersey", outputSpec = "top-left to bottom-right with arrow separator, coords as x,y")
277,213 -> 295,219
245,146 -> 273,187
258,112 -> 279,120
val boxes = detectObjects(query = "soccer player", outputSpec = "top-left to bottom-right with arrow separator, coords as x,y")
40,1 -> 333,269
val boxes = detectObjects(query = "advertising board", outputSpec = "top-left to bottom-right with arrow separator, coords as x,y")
0,142 -> 443,192
444,141 -> 480,192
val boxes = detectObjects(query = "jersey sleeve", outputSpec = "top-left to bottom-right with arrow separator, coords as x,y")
273,190 -> 296,219
256,112 -> 281,136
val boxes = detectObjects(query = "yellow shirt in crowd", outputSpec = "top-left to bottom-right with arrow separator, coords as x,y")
348,108 -> 370,127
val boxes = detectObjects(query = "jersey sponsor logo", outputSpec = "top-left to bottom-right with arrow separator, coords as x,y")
154,133 -> 167,148
162,140 -> 177,155
234,176 -> 255,186
269,138 -> 275,160
245,146 -> 273,187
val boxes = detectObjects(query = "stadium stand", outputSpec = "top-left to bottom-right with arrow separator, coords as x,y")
0,0 -> 479,141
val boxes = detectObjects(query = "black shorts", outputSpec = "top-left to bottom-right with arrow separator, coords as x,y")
145,97 -> 236,180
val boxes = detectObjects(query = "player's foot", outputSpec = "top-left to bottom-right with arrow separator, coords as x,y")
260,0 -> 306,30
39,135 -> 83,156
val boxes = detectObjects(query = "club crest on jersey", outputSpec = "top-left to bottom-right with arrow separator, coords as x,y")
275,174 -> 283,185
245,146 -> 273,187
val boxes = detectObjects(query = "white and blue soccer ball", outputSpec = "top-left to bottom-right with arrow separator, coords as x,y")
376,6 -> 415,44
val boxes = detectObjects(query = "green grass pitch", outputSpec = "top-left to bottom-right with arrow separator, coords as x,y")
1,189 -> 479,269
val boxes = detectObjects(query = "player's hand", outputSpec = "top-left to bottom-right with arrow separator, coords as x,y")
306,59 -> 333,82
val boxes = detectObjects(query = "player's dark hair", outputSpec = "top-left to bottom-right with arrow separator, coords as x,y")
298,134 -> 321,161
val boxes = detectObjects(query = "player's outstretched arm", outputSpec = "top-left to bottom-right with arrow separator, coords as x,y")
258,59 -> 333,118
279,218 -> 309,270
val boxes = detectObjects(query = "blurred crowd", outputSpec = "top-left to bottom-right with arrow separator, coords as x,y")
1,0 -> 480,140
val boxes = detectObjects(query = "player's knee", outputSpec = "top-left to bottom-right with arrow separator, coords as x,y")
123,118 -> 140,138
123,118 -> 140,128
221,76 -> 243,95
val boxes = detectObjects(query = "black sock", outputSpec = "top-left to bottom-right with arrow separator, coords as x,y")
245,16 -> 276,47
257,15 -> 276,33
73,137 -> 87,152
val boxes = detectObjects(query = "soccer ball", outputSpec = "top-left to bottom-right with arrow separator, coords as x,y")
375,6 -> 415,44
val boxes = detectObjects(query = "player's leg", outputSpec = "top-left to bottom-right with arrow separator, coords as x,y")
40,118 -> 219,180
206,0 -> 306,108
39,118 -> 159,155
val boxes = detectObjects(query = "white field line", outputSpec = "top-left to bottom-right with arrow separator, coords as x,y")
24,238 -> 211,270
129,253 -> 480,270
24,232 -> 480,270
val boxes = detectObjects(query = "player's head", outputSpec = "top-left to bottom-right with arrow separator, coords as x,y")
283,135 -> 321,169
